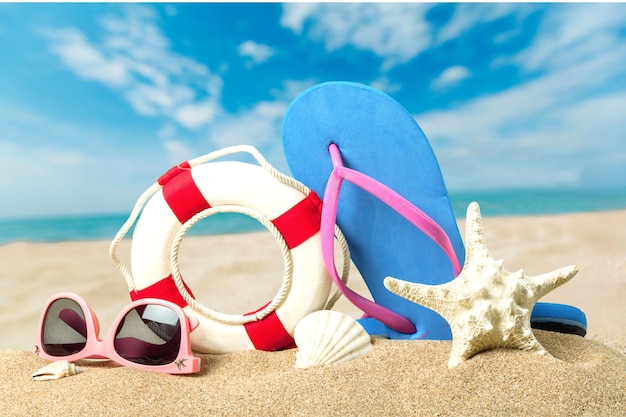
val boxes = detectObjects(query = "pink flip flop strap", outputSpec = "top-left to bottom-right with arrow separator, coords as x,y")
320,143 -> 462,334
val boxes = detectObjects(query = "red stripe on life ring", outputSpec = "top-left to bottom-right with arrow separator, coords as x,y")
130,275 -> 195,308
161,166 -> 211,223
271,191 -> 323,249
158,162 -> 191,186
244,303 -> 295,350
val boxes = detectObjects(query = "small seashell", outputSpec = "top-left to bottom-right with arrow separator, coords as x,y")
294,310 -> 372,369
32,360 -> 83,381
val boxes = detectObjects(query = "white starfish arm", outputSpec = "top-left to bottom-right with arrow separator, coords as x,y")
464,202 -> 494,265
383,277 -> 451,318
529,265 -> 579,301
448,339 -> 474,368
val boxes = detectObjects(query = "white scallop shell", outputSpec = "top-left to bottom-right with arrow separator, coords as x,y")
294,310 -> 372,369
32,360 -> 83,381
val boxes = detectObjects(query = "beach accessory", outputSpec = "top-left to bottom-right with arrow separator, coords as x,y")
293,310 -> 373,369
386,202 -> 580,367
110,145 -> 350,354
33,293 -> 201,374
32,360 -> 83,381
282,81 -> 587,339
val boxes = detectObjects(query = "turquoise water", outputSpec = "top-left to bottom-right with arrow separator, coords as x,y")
1,187 -> 625,245
449,187 -> 626,218
0,212 -> 265,245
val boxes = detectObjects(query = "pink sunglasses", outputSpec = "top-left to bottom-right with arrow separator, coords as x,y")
33,293 -> 201,374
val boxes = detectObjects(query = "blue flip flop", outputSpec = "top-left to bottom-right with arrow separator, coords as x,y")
282,81 -> 587,339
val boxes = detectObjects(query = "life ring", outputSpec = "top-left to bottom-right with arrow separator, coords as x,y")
109,145 -> 350,354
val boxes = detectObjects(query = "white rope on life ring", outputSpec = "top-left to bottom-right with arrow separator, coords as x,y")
109,145 -> 350,354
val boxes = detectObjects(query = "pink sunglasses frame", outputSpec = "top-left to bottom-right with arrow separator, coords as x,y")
33,292 -> 201,374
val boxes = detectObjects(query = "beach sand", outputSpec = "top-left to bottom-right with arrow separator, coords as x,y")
1,209 -> 625,416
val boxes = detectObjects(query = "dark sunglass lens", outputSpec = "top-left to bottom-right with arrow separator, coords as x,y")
114,304 -> 182,366
42,298 -> 88,356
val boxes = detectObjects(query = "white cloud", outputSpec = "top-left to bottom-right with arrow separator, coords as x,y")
163,139 -> 194,165
157,123 -> 177,140
269,79 -> 317,101
513,3 -> 626,73
281,3 -> 537,71
203,82 -> 306,173
157,123 -> 197,164
370,77 -> 402,95
201,79 -> 334,174
175,100 -> 221,129
431,66 -> 471,91
238,40 -> 276,65
44,28 -> 130,87
418,59 -> 626,190
101,5 -> 169,51
209,100 -> 287,150
43,4 -> 222,130
437,3 -> 534,44
279,3 -> 317,34
281,3 -> 433,69
415,3 -> 626,191
124,83 -> 183,116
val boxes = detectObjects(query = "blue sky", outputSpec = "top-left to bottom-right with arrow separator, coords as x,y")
1,3 -> 625,219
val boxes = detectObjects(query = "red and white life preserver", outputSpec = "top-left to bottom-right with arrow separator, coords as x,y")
109,145 -> 342,354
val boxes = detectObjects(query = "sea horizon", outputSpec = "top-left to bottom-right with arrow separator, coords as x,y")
2,186 -> 625,245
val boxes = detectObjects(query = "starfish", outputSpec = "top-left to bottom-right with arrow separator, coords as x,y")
384,202 -> 579,368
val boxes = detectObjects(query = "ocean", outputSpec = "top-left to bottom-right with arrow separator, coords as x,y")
1,187 -> 625,245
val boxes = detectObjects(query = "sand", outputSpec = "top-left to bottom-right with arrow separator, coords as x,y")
1,209 -> 625,416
